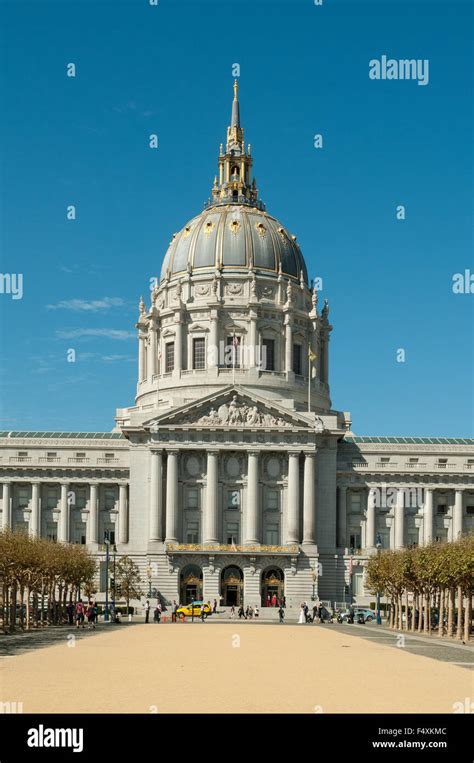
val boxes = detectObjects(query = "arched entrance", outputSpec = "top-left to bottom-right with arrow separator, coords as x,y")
261,567 -> 284,606
179,564 -> 203,604
220,566 -> 243,606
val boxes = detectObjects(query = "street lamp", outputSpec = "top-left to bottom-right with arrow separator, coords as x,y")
311,565 -> 317,601
104,531 -> 110,623
146,563 -> 152,598
376,533 -> 382,625
111,544 -> 117,619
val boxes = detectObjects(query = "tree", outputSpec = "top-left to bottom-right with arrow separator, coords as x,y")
115,556 -> 143,615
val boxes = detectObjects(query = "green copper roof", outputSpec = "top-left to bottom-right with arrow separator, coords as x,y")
345,436 -> 474,445
0,431 -> 125,440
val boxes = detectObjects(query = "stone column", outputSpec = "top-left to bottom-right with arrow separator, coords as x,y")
395,488 -> 405,549
337,485 -> 347,548
88,483 -> 99,544
208,312 -> 218,368
204,450 -> 219,543
366,487 -> 376,549
453,489 -> 463,540
165,450 -> 179,542
118,483 -> 128,544
149,325 -> 157,379
149,451 -> 163,542
138,333 -> 146,382
424,488 -> 434,545
286,452 -> 300,543
174,320 -> 182,372
284,318 -> 292,373
245,451 -> 259,544
2,483 -> 11,529
59,482 -> 69,542
30,482 -> 40,537
302,452 -> 316,544
249,312 -> 257,369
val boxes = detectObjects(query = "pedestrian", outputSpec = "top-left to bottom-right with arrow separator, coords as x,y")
93,601 -> 99,625
245,605 -> 250,619
153,605 -> 161,623
298,603 -> 305,624
238,605 -> 247,620
200,603 -> 206,622
254,605 -> 259,618
212,598 -> 217,614
266,594 -> 271,608
230,605 -> 235,619
278,605 -> 285,623
66,600 -> 74,626
86,601 -> 95,629
145,600 -> 150,623
75,599 -> 85,629
172,600 -> 178,623
312,604 -> 318,623
271,593 -> 277,607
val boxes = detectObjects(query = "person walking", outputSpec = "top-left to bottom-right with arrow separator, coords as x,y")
145,600 -> 150,623
200,603 -> 206,622
171,600 -> 178,623
230,605 -> 235,619
75,599 -> 85,629
212,598 -> 217,615
271,593 -> 277,607
266,593 -> 271,608
298,603 -> 305,624
254,605 -> 259,618
153,605 -> 161,623
312,604 -> 318,623
86,601 -> 95,629
278,605 -> 285,624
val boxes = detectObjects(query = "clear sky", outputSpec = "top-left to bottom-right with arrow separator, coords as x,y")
0,0 -> 472,436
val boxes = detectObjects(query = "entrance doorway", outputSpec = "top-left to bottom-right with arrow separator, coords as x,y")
179,565 -> 203,604
261,567 -> 284,606
220,566 -> 243,606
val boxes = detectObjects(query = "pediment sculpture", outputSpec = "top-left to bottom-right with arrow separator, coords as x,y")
195,395 -> 291,427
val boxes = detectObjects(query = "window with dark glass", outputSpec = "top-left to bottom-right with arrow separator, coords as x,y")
165,342 -> 175,373
193,337 -> 206,370
262,338 -> 275,371
292,343 -> 302,375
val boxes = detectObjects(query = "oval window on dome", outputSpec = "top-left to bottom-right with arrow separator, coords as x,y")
255,222 -> 266,238
229,219 -> 241,236
203,221 -> 215,236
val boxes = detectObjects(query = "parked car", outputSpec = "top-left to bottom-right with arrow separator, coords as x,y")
176,601 -> 211,619
337,607 -> 376,623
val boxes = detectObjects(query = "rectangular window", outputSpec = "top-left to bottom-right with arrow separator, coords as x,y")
165,342 -> 175,373
437,503 -> 447,514
227,489 -> 240,509
266,490 -> 279,511
407,529 -> 419,547
408,458 -> 419,464
104,489 -> 116,510
47,452 -> 57,459
262,338 -> 275,371
186,521 -> 199,544
265,523 -> 279,545
76,452 -> 86,459
349,533 -> 361,550
104,452 -> 115,460
292,344 -> 302,375
192,337 -> 206,370
47,489 -> 58,509
103,530 -> 115,545
17,487 -> 29,508
349,493 -> 362,513
466,506 -> 474,515
186,488 -> 199,509
74,491 -> 86,509
226,522 -> 239,544
18,451 -> 28,457
380,457 -> 390,463
226,336 -> 241,368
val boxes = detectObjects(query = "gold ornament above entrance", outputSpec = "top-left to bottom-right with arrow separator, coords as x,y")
166,543 -> 299,554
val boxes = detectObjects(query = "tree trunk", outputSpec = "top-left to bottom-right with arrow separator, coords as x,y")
423,592 -> 429,634
417,591 -> 424,632
447,588 -> 455,637
398,595 -> 403,630
438,589 -> 445,637
25,586 -> 30,630
463,590 -> 472,643
9,581 -> 17,633
456,586 -> 463,641
411,593 -> 417,632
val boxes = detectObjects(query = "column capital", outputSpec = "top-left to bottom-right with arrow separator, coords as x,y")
303,451 -> 316,459
288,451 -> 300,459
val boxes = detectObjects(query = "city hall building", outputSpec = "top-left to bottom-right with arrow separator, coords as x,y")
1,84 -> 473,610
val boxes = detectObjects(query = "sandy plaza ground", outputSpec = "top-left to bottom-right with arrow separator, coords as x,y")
0,622 -> 472,714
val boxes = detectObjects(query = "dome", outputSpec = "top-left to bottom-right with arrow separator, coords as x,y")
160,204 -> 308,284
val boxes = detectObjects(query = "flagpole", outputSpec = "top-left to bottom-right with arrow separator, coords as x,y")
308,360 -> 311,413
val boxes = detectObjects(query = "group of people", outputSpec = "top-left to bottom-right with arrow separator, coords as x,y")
66,599 -> 98,629
265,593 -> 285,608
298,602 -> 332,624
233,604 -> 260,619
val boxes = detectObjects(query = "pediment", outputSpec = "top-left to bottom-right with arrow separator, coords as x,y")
144,386 -> 316,431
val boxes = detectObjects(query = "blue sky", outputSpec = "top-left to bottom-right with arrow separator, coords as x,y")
0,0 -> 472,435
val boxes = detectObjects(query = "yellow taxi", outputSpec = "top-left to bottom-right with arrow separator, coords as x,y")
176,601 -> 212,619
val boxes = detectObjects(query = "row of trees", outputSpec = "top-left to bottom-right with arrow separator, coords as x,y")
0,530 -> 96,632
366,535 -> 474,641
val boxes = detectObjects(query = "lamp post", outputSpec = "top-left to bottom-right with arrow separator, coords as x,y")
146,563 -> 152,598
104,532 -> 110,623
376,534 -> 382,625
111,544 -> 117,619
311,565 -> 317,601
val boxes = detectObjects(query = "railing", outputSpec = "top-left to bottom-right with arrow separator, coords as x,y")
9,457 -> 31,463
434,463 -> 455,469
404,462 -> 427,468
375,461 -> 397,468
68,458 -> 90,464
351,462 -> 368,468
39,457 -> 60,463
97,458 -> 119,464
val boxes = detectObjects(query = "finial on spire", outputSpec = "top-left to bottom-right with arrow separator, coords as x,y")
234,78 -> 239,100
231,78 -> 240,128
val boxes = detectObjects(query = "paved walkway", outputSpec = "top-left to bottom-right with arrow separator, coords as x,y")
0,621 -> 472,713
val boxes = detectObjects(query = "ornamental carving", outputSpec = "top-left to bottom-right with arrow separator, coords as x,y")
196,396 -> 291,428
258,285 -> 275,300
195,283 -> 210,297
225,282 -> 243,296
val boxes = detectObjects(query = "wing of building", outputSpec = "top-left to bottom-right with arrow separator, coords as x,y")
1,83 -> 473,610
